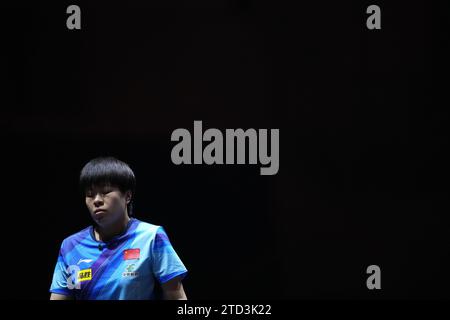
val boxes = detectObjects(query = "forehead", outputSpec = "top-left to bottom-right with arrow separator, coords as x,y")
85,183 -> 120,192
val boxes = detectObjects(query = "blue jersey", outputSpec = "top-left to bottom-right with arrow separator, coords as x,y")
50,218 -> 187,300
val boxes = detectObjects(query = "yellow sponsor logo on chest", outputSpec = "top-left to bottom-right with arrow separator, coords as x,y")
77,268 -> 92,282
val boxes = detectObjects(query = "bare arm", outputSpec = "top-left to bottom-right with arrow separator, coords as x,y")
161,275 -> 187,300
50,293 -> 74,300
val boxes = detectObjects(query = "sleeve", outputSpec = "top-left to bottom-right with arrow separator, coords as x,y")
49,241 -> 74,297
151,226 -> 188,284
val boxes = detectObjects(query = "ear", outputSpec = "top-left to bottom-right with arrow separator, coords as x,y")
125,191 -> 132,204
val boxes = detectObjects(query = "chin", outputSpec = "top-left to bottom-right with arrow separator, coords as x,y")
92,214 -> 106,224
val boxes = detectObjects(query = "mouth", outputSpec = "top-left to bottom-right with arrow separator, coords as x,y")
94,209 -> 107,214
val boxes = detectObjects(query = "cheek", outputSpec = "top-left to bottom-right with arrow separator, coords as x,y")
85,199 -> 93,209
109,196 -> 123,209
116,196 -> 128,209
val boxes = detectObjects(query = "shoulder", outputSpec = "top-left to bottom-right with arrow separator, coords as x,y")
133,219 -> 164,238
60,225 -> 92,251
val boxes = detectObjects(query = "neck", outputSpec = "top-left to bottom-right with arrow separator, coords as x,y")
95,214 -> 130,242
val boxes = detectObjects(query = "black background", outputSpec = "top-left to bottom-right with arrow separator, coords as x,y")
0,1 -> 448,299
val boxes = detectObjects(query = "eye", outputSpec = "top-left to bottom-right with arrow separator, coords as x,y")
85,190 -> 95,198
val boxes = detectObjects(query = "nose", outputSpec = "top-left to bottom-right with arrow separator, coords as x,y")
93,193 -> 104,207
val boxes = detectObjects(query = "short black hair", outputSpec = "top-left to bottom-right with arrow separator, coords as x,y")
79,157 -> 136,216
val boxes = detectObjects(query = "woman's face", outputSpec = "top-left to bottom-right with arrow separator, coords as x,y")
85,184 -> 131,227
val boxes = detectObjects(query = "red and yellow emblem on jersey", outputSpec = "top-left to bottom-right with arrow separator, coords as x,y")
123,248 -> 140,260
